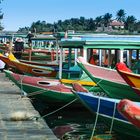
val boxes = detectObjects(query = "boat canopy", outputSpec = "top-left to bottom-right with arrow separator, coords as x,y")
31,35 -> 56,41
59,39 -> 140,50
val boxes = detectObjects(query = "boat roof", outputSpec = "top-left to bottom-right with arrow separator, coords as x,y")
31,35 -> 56,41
59,36 -> 140,50
55,32 -> 108,39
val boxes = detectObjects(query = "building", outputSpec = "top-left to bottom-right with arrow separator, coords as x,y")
109,20 -> 124,29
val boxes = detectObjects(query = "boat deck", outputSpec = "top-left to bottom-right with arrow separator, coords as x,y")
0,72 -> 58,140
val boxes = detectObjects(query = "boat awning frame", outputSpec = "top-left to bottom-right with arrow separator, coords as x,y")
59,40 -> 140,50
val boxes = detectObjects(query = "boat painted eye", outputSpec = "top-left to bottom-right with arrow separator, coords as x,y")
38,81 -> 50,85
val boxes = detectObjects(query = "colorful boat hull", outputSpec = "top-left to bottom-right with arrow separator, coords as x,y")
4,70 -> 76,105
9,59 -> 57,77
118,99 -> 140,129
0,53 -> 17,69
77,57 -> 140,101
116,62 -> 140,96
73,90 -> 140,138
0,53 -> 58,68
0,53 -> 57,77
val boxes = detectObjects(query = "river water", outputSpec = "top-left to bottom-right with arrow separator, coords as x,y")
32,99 -> 125,140
45,107 -> 110,140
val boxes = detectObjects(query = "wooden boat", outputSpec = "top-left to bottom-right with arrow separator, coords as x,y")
0,53 -> 69,78
0,53 -> 58,70
72,83 -> 140,139
20,59 -> 58,67
116,62 -> 140,96
4,70 -> 100,106
0,53 -> 83,78
118,99 -> 140,129
0,53 -> 17,69
8,57 -> 57,77
4,70 -> 76,105
76,57 -> 140,101
0,53 -> 98,89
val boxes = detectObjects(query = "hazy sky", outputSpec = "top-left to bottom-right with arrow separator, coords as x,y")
1,0 -> 140,31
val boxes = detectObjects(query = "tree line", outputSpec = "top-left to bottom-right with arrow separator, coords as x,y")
18,9 -> 140,34
0,8 -> 136,34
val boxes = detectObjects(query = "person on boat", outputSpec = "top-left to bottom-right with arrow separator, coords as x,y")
26,31 -> 34,48
64,30 -> 68,38
5,41 -> 14,55
89,55 -> 99,65
13,38 -> 24,59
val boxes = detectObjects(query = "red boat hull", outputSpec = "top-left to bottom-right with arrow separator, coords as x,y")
118,99 -> 140,129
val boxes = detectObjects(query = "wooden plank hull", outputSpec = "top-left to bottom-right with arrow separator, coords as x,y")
118,99 -> 140,129
73,91 -> 140,138
0,53 -> 83,78
4,70 -> 76,105
0,54 -> 17,69
116,62 -> 140,96
10,60 -> 57,77
0,53 -> 58,68
0,53 -> 57,77
77,57 -> 140,101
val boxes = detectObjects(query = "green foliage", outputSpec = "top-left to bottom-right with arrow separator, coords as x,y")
103,13 -> 112,27
18,17 -> 97,33
17,9 -> 140,34
135,22 -> 140,33
124,15 -> 136,32
116,9 -> 126,22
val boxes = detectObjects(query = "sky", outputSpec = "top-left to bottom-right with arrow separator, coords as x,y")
1,0 -> 140,31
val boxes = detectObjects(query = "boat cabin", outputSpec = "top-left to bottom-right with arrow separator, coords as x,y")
58,35 -> 140,78
23,35 -> 58,61
31,35 -> 57,50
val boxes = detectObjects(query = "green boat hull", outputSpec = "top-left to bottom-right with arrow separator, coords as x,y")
21,84 -> 76,104
4,71 -> 76,106
98,115 -> 140,139
78,63 -> 140,101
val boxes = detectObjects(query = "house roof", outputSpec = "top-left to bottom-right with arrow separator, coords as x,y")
110,20 -> 124,26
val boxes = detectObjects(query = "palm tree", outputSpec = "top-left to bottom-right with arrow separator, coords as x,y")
95,16 -> 103,27
87,18 -> 96,31
103,13 -> 112,27
135,21 -> 140,33
125,15 -> 136,32
116,9 -> 126,22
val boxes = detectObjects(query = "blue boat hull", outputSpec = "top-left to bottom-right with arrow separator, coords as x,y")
74,91 -> 140,138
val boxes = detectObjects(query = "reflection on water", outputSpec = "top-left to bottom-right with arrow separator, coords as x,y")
43,107 -> 113,140
32,99 -> 136,140
33,98 -> 140,140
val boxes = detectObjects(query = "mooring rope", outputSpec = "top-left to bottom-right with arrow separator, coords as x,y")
17,73 -> 49,97
17,74 -> 78,121
90,96 -> 101,140
89,66 -> 116,139
19,75 -> 26,96
31,98 -> 77,121
109,101 -> 117,134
